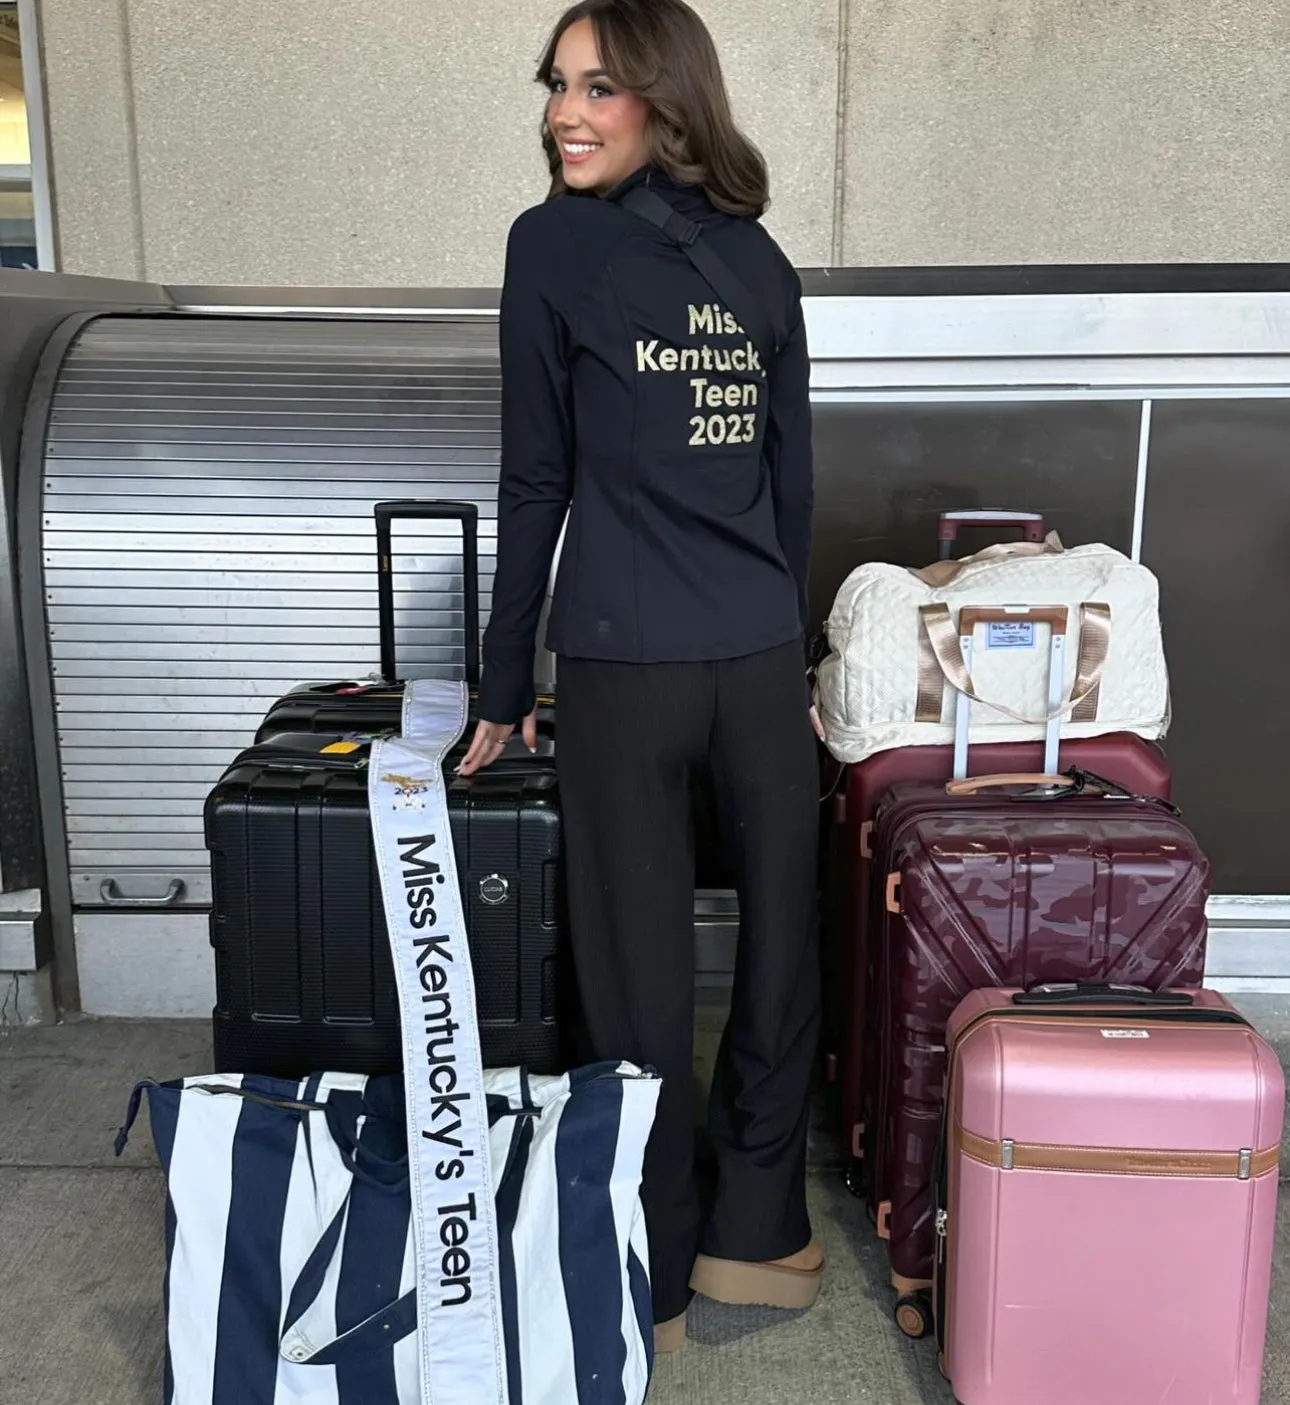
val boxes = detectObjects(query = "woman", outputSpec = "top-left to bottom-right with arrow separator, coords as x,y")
460,0 -> 822,1352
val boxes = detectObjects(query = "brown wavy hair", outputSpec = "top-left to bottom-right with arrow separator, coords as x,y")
536,0 -> 770,218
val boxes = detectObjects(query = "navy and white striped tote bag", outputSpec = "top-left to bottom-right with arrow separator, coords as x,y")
117,1061 -> 659,1405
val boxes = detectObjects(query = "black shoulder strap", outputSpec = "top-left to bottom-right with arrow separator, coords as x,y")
615,185 -> 783,372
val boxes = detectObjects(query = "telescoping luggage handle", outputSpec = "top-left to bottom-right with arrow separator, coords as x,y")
922,601 -> 1111,780
937,510 -> 1045,561
373,500 -> 480,688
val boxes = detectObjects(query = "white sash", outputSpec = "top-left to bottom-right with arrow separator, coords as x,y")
369,680 -> 507,1405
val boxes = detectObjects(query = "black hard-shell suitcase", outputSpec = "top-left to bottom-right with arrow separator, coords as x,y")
206,501 -> 571,1077
205,731 -> 567,1077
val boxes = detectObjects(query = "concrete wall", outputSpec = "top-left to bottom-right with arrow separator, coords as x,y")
843,2 -> 1290,265
34,0 -> 1290,284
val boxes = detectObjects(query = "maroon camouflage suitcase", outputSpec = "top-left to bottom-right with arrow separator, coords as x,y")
867,769 -> 1210,1340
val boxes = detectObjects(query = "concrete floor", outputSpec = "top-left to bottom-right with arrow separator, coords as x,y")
2,1002 -> 1289,1405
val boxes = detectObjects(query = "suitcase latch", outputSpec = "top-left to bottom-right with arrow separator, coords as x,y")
1001,1138 -> 1015,1171
1238,1149 -> 1252,1181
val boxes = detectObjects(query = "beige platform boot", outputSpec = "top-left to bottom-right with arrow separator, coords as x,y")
689,1242 -> 825,1309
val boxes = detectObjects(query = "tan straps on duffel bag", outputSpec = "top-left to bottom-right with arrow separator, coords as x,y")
914,601 -> 1111,726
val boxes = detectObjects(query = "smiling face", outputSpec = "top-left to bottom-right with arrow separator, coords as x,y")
546,17 -> 652,196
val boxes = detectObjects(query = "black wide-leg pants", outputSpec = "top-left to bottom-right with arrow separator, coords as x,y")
556,639 -> 822,1323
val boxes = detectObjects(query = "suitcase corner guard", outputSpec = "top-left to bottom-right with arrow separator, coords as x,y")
876,1200 -> 892,1240
884,873 -> 901,914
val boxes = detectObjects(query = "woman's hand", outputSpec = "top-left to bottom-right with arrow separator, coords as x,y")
809,704 -> 825,742
457,707 -> 540,776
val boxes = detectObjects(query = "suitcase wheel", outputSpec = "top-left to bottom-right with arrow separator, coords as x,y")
893,1291 -> 933,1340
843,1159 -> 865,1200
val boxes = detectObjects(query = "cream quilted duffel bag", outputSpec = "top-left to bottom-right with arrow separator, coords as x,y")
815,532 -> 1170,766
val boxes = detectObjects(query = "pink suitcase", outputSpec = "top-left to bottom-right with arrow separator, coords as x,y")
937,985 -> 1283,1405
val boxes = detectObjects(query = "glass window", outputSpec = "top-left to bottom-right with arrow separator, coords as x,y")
0,3 -> 37,267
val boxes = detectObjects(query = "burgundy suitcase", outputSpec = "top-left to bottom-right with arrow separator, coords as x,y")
867,772 -> 1210,1337
832,729 -> 1170,1172
823,509 -> 1173,1161
937,986 -> 1282,1404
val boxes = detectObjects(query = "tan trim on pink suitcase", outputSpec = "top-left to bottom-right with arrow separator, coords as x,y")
956,1123 -> 1280,1180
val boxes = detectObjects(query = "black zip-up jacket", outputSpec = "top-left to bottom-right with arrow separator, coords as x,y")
478,167 -> 814,724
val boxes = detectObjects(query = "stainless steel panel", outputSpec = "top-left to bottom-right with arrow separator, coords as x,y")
48,601 -> 459,621
40,314 -> 517,906
69,849 -> 203,869
44,480 -> 500,508
46,513 -> 496,535
63,731 -> 241,751
51,641 -> 465,662
72,869 -> 210,903
62,783 -> 212,800
48,444 -> 499,465
47,572 -> 488,597
52,678 -> 294,698
63,747 -> 268,766
50,615 -> 457,636
56,699 -> 267,718
803,291 -> 1290,368
74,909 -> 215,1017
71,798 -> 212,816
60,765 -> 223,781
0,919 -> 37,971
45,526 -> 496,549
46,551 -> 492,573
162,285 -> 501,314
51,658 -> 462,678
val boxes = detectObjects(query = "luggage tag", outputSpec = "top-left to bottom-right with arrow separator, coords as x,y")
983,619 -> 1036,651
318,729 -> 394,759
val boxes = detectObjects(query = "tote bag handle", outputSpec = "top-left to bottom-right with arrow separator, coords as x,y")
281,1077 -> 537,1367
